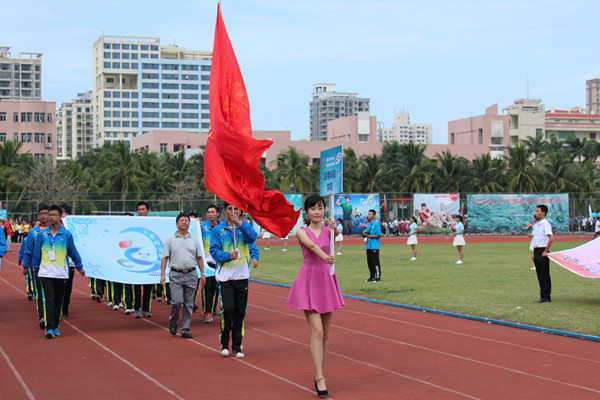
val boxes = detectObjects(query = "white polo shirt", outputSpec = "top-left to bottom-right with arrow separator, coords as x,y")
532,218 -> 553,248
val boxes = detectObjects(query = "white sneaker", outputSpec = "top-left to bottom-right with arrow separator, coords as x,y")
124,309 -> 132,315
119,302 -> 124,308
221,349 -> 230,357
410,257 -> 416,261
106,302 -> 113,307
113,305 -> 119,311
337,252 -> 342,255
282,248 -> 287,252
530,266 -> 536,270
456,260 -> 463,264
234,352 -> 245,359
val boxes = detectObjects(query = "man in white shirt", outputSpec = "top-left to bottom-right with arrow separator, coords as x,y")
532,205 -> 554,303
594,218 -> 600,239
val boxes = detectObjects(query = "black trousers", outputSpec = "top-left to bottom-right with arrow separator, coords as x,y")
34,271 -> 45,322
124,284 -> 153,311
533,247 -> 551,300
342,220 -> 353,235
366,249 -> 381,280
219,279 -> 248,353
62,267 -> 75,315
202,275 -> 219,315
39,277 -> 67,331
106,281 -> 123,306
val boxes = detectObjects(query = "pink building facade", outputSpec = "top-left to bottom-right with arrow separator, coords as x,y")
447,104 -> 510,159
0,100 -> 56,159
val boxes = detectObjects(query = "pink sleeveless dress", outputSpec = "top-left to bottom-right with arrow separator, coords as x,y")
286,226 -> 344,313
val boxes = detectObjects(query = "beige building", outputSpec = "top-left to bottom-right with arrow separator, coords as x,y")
92,35 -> 212,148
327,112 -> 378,144
379,113 -> 432,144
545,107 -> 600,141
502,99 -> 545,145
586,78 -> 600,115
57,91 -> 93,159
0,46 -> 42,100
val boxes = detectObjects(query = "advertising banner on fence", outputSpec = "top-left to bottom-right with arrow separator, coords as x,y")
467,194 -> 569,234
333,194 -> 379,235
412,193 -> 460,234
64,216 -> 207,284
549,239 -> 600,278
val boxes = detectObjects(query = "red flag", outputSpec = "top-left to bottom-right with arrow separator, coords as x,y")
204,4 -> 300,238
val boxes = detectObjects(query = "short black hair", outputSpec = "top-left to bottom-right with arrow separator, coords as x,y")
537,205 -> 548,215
59,204 -> 72,215
189,212 -> 199,219
304,195 -> 325,210
368,209 -> 377,215
206,204 -> 219,213
136,201 -> 150,210
176,213 -> 190,223
421,203 -> 427,207
49,204 -> 62,215
409,216 -> 416,223
223,201 -> 243,215
455,215 -> 463,222
39,204 -> 49,213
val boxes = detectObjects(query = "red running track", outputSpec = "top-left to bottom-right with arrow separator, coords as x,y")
1,245 -> 599,399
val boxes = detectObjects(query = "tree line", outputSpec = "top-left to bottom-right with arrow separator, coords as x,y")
0,132 -> 599,209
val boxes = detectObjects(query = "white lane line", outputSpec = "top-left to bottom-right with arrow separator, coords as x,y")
248,325 -> 479,399
142,319 -> 320,397
0,345 -> 36,400
62,320 -> 187,400
250,303 -> 600,395
253,288 -> 600,364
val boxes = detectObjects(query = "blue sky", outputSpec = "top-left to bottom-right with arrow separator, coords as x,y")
3,0 -> 600,143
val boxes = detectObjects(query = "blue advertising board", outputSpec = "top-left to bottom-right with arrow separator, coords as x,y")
320,146 -> 343,196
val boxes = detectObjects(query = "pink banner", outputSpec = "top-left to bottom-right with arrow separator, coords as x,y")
549,239 -> 600,278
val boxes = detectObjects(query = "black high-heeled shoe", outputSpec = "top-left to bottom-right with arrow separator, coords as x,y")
314,377 -> 328,397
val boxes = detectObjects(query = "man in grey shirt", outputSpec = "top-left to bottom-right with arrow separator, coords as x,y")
160,213 -> 205,338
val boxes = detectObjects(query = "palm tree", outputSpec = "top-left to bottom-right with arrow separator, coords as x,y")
506,143 -> 538,192
542,151 -> 575,193
468,154 -> 505,193
397,143 -> 431,193
433,150 -> 469,192
522,131 -> 548,164
358,154 -> 388,192
564,136 -> 586,162
272,147 -> 313,193
0,140 -> 33,207
581,140 -> 600,163
342,147 -> 361,192
97,142 -> 143,209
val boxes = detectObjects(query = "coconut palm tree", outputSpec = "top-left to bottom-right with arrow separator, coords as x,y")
358,154 -> 388,192
542,151 -> 576,193
272,146 -> 313,193
506,143 -> 538,192
342,147 -> 361,193
468,153 -> 506,193
433,150 -> 469,192
522,131 -> 548,164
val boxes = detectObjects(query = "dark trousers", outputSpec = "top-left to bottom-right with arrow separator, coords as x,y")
533,247 -> 551,300
202,275 -> 219,315
124,284 -> 153,311
154,283 -> 164,300
39,277 -> 67,331
106,281 -> 123,306
219,279 -> 248,353
366,249 -> 381,280
25,266 -> 36,297
62,267 -> 75,315
342,219 -> 353,235
34,271 -> 45,322
89,278 -> 105,298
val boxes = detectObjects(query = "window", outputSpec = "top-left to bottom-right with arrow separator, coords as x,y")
478,128 -> 483,145
591,133 -> 597,140
160,143 -> 167,153
0,112 -> 6,122
34,133 -> 45,143
21,133 -> 32,142
112,62 -> 120,68
21,112 -> 33,122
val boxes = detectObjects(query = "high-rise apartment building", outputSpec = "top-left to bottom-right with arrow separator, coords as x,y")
57,91 -> 93,159
309,83 -> 370,141
92,36 -> 212,148
379,113 -> 432,144
586,78 -> 600,115
0,46 -> 43,100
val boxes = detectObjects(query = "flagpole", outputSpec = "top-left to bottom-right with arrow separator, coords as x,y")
330,194 -> 335,275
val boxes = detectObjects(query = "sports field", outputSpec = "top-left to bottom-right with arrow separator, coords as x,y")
254,235 -> 599,336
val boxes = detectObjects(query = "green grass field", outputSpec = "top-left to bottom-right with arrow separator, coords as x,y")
252,239 -> 600,336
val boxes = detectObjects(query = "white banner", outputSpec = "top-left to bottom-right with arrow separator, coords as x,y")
64,216 -> 208,284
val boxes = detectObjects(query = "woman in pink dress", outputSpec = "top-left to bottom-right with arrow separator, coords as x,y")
286,195 -> 344,397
